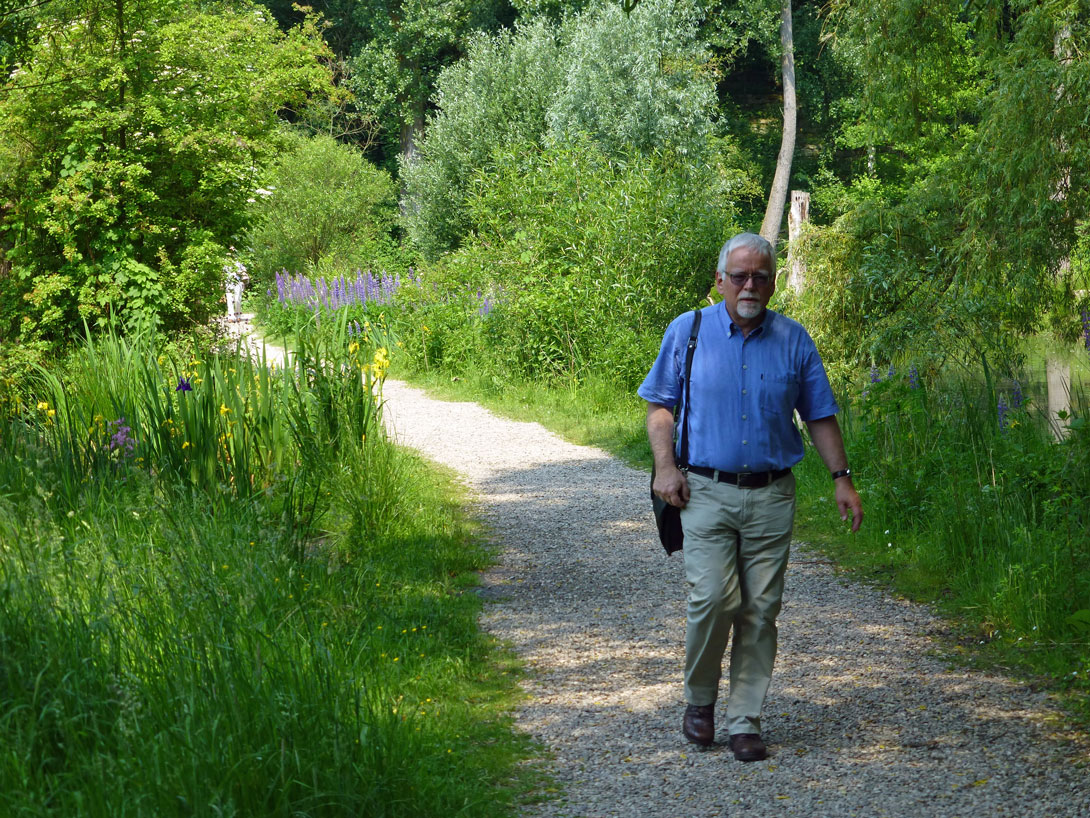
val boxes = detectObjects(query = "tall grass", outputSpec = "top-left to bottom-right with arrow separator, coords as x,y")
793,368 -> 1090,697
0,320 -> 536,816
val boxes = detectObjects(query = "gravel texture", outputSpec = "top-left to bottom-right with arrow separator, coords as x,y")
380,377 -> 1089,818
226,321 -> 1088,816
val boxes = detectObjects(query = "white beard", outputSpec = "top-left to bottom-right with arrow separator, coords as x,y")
736,299 -> 763,319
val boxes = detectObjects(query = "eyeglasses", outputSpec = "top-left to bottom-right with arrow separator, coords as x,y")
726,272 -> 772,287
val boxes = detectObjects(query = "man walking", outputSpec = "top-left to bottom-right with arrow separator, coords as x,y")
638,232 -> 862,761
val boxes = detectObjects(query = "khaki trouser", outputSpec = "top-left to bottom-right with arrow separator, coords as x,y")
680,470 -> 796,735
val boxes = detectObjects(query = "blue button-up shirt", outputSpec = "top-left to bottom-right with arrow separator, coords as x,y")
637,304 -> 839,472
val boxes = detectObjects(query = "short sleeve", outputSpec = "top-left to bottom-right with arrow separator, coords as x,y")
794,339 -> 839,422
637,316 -> 687,408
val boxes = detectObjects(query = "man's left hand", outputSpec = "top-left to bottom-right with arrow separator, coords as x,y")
835,479 -> 863,533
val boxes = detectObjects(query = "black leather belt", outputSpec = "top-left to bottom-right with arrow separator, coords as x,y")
685,465 -> 791,488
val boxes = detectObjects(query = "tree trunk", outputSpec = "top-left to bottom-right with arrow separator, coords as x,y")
759,0 -> 797,250
398,92 -> 425,214
400,104 -> 424,169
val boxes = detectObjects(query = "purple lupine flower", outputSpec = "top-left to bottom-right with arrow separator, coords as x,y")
869,366 -> 881,384
478,297 -> 494,317
997,395 -> 1009,434
176,376 -> 193,392
908,365 -> 919,390
1081,307 -> 1090,352
108,417 -> 136,454
888,364 -> 895,379
1010,379 -> 1023,410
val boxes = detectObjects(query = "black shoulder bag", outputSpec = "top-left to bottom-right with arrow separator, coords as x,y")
651,309 -> 702,555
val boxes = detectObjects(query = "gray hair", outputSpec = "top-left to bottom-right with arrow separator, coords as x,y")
716,232 -> 775,276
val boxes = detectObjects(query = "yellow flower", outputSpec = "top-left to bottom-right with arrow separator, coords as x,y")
182,441 -> 190,449
37,401 -> 50,412
348,342 -> 360,355
219,404 -> 231,416
47,409 -> 55,418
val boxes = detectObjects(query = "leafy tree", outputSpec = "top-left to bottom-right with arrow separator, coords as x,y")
247,132 -> 403,280
547,0 -> 718,157
404,0 -> 722,258
794,0 -> 1090,371
0,0 -> 336,342
347,0 -> 515,172
401,18 -> 563,258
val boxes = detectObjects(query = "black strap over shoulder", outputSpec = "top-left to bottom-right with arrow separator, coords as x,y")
677,309 -> 702,468
651,308 -> 702,556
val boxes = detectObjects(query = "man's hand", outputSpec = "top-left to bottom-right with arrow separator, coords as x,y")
646,401 -> 690,508
835,478 -> 863,533
653,466 -> 690,509
805,415 -> 864,533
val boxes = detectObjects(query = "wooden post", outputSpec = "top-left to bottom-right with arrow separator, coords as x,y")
786,190 -> 810,294
1046,357 -> 1071,441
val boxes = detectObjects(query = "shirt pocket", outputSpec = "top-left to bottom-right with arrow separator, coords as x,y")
759,373 -> 800,416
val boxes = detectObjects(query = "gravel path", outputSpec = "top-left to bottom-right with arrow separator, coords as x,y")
380,378 -> 1088,818
226,319 -> 1088,816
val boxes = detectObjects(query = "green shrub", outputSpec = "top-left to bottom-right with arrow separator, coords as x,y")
0,2 -> 336,345
248,132 -> 406,282
401,18 -> 563,258
403,0 -> 720,258
396,138 -> 745,389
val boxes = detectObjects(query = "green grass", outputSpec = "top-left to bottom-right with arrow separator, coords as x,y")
0,325 -> 545,817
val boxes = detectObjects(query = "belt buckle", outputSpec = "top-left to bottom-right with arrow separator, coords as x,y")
737,471 -> 769,489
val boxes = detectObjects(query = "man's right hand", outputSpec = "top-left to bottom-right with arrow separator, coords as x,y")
653,466 -> 690,509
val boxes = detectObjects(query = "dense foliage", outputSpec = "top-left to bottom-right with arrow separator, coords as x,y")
791,0 -> 1090,373
0,1 -> 335,344
397,138 -> 745,387
403,0 -> 721,257
247,133 -> 405,282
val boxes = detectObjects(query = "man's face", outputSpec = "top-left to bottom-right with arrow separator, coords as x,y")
715,245 -> 775,325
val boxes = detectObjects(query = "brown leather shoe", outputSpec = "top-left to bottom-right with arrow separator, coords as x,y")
729,733 -> 768,761
682,704 -> 715,746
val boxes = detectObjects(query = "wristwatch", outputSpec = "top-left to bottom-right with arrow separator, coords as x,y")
831,468 -> 852,481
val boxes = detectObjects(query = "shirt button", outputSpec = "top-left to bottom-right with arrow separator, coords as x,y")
742,440 -> 748,445
743,464 -> 749,469
742,415 -> 747,420
742,389 -> 747,395
742,365 -> 748,370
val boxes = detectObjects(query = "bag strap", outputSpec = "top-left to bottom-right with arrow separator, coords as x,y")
677,309 -> 702,469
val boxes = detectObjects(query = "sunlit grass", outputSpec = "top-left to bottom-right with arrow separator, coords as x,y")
0,321 -> 542,817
